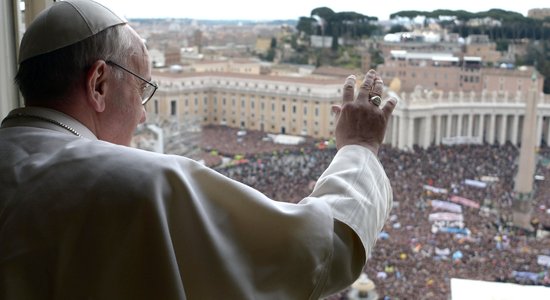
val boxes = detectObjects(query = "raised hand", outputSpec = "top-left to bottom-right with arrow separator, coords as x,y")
331,69 -> 397,154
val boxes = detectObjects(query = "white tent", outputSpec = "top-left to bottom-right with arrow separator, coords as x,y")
270,134 -> 305,145
451,278 -> 550,300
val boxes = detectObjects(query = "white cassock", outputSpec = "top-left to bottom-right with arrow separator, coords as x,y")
0,107 -> 392,299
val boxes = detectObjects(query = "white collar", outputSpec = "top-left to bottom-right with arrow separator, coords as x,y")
2,107 -> 98,140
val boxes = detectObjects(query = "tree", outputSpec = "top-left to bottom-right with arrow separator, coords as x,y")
495,40 -> 509,52
389,24 -> 408,34
296,17 -> 314,35
311,7 -> 335,23
270,37 -> 277,49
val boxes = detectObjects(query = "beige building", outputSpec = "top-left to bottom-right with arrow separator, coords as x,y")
255,37 -> 272,55
191,59 -> 261,74
464,35 -> 502,65
378,40 -> 463,59
312,66 -> 362,78
149,71 -> 343,138
164,47 -> 182,66
377,50 -> 542,94
378,51 -> 466,92
378,34 -> 502,68
482,66 -> 543,95
528,8 -> 550,20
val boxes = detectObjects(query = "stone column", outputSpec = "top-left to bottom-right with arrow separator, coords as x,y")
457,113 -> 463,137
488,114 -> 496,144
536,115 -> 543,147
424,115 -> 432,148
445,114 -> 452,138
512,114 -> 519,146
479,113 -> 485,141
407,116 -> 414,149
499,114 -> 507,145
392,116 -> 399,148
398,115 -> 407,149
435,114 -> 442,145
514,74 -> 538,194
513,73 -> 538,230
467,114 -> 473,137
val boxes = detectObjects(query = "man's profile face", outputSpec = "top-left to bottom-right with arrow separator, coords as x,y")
101,27 -> 149,146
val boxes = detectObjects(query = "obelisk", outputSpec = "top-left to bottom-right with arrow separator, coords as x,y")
512,71 -> 538,230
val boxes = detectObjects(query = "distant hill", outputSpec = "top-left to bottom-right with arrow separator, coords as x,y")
129,18 -> 297,26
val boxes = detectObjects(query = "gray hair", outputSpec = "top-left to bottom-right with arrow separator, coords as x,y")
15,24 -> 140,105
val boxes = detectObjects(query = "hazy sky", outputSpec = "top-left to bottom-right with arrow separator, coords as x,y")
94,0 -> 546,21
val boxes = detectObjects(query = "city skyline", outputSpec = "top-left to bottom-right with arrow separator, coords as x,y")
95,0 -> 546,21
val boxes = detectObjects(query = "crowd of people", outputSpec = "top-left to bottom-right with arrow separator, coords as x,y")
197,125 -> 550,299
200,125 -> 314,157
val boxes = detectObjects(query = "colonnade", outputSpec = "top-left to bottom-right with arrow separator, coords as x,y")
385,94 -> 550,150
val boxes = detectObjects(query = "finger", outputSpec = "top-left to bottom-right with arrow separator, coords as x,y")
357,69 -> 376,102
331,104 -> 342,127
331,104 -> 342,117
381,97 -> 397,120
371,76 -> 384,98
342,75 -> 356,104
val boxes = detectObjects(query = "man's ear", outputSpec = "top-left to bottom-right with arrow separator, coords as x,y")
86,60 -> 109,113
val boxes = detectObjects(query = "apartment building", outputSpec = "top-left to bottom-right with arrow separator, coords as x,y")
377,50 -> 542,93
483,67 -> 543,95
378,51 -> 464,92
191,59 -> 261,74
255,37 -> 272,55
164,47 -> 182,66
464,35 -> 502,65
378,38 -> 463,59
527,8 -> 550,20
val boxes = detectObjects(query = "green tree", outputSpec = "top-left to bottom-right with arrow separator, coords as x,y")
495,39 -> 509,52
311,7 -> 335,23
270,37 -> 277,49
389,24 -> 408,33
296,17 -> 314,35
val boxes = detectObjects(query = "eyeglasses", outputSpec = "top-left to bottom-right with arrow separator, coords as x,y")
106,60 -> 158,105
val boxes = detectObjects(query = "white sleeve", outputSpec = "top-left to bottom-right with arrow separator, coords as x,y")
303,144 -> 393,262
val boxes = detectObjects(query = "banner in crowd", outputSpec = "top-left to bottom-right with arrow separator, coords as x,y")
432,220 -> 465,229
441,136 -> 482,145
423,185 -> 448,194
511,271 -> 544,283
429,212 -> 464,222
537,255 -> 550,267
450,195 -> 480,209
435,247 -> 451,256
464,179 -> 487,188
438,227 -> 470,235
430,200 -> 462,213
480,176 -> 499,183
